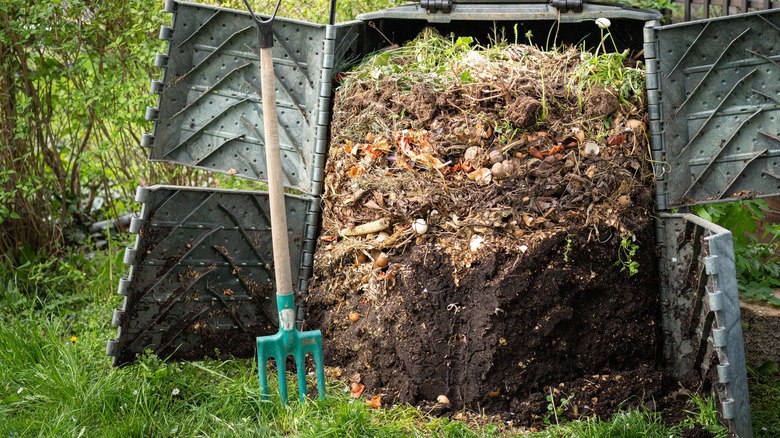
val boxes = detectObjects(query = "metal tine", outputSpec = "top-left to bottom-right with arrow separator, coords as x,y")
673,27 -> 750,117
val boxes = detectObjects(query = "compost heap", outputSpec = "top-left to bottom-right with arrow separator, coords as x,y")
307,29 -> 669,424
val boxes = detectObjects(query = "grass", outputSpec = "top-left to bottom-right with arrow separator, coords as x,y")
0,239 -> 772,437
750,365 -> 780,438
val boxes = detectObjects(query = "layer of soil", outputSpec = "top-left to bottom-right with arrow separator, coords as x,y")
306,32 -> 694,426
741,300 -> 780,373
308,210 -> 670,425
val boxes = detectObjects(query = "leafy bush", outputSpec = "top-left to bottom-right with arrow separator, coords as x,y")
0,0 -> 166,263
693,200 -> 780,306
0,0 -> 400,268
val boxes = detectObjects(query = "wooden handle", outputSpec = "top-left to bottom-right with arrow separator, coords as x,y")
260,46 -> 293,297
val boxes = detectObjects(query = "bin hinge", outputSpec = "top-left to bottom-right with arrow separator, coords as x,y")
420,0 -> 453,13
550,0 -> 583,13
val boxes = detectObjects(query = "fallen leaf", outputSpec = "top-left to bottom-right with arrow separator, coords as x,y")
320,235 -> 337,242
395,129 -> 446,169
343,139 -> 356,155
607,134 -> 626,145
467,167 -> 492,185
348,166 -> 364,178
528,147 -> 544,160
366,393 -> 382,408
350,382 -> 365,398
625,119 -> 645,130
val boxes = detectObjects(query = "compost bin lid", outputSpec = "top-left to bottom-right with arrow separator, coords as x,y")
357,1 -> 661,23
648,9 -> 780,210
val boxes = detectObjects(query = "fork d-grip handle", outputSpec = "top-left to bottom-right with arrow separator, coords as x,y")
260,46 -> 295,317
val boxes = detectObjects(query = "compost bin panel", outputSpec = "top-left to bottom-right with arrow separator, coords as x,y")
143,1 -> 363,194
658,213 -> 752,437
651,9 -> 780,208
107,186 -> 315,365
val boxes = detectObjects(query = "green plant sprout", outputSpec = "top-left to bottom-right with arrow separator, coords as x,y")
546,389 -> 572,426
615,232 -> 640,276
563,234 -> 574,263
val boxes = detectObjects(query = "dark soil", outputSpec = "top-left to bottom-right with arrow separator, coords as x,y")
308,208 -> 670,425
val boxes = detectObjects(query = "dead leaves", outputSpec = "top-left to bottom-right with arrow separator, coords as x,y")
366,393 -> 382,409
350,382 -> 365,398
348,374 -> 382,409
395,129 -> 447,170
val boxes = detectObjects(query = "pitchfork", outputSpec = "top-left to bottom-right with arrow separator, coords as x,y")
242,0 -> 325,402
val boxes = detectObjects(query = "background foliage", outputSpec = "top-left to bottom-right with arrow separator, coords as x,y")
693,200 -> 780,306
0,0 -> 401,267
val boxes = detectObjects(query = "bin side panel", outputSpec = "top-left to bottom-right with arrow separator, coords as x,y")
107,186 -> 313,365
653,10 -> 780,208
658,213 -> 752,438
146,1 -> 328,193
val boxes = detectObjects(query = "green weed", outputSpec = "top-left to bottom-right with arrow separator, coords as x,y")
615,232 -> 640,276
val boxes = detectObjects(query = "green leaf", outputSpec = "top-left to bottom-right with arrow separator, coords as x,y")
0,395 -> 22,405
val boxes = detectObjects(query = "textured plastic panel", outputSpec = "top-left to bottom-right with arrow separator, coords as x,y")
658,213 -> 752,438
107,186 -> 317,365
649,10 -> 780,209
358,2 -> 660,22
145,1 -> 363,194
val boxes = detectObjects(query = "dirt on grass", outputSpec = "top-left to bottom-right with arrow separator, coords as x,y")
305,30 -> 698,426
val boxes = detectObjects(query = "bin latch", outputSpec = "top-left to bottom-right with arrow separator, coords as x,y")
420,0 -> 453,13
550,0 -> 583,12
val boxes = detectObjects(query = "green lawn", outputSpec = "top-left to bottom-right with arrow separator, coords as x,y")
0,241 -> 771,437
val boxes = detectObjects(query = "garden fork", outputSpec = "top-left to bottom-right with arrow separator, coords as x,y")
242,0 -> 325,403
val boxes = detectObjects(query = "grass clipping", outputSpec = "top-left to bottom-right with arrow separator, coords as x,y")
317,28 -> 653,283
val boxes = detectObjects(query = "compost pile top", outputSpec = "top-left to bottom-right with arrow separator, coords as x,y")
307,29 -> 678,426
320,30 -> 652,261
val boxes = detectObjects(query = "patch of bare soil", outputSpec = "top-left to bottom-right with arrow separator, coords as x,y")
741,300 -> 780,374
306,31 -> 692,426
